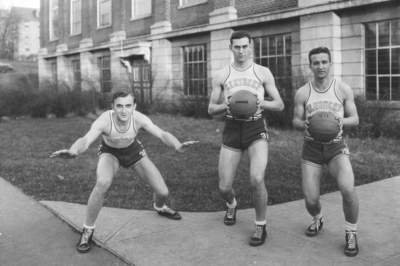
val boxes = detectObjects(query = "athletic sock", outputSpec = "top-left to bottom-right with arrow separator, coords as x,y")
83,224 -> 95,229
227,198 -> 237,208
255,220 -> 267,226
154,203 -> 166,211
345,221 -> 357,232
313,213 -> 323,220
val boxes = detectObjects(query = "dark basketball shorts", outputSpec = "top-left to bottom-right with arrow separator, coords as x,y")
301,139 -> 350,167
98,139 -> 147,168
222,115 -> 268,151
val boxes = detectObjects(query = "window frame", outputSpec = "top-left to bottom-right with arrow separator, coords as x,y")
99,56 -> 111,93
97,0 -> 112,28
183,44 -> 208,97
365,19 -> 400,101
49,0 -> 59,40
179,0 -> 208,9
253,33 -> 292,97
70,0 -> 82,35
51,61 -> 57,83
131,0 -> 152,19
72,59 -> 81,91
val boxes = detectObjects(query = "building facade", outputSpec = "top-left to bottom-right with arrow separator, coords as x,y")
38,0 -> 400,104
11,7 -> 41,61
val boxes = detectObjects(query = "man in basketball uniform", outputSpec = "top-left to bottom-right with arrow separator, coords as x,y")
293,47 -> 360,256
208,30 -> 284,246
51,90 -> 198,253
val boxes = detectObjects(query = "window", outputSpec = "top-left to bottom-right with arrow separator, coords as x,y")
71,0 -> 82,35
132,0 -> 151,18
365,20 -> 400,101
72,60 -> 81,90
179,0 -> 207,7
183,45 -> 208,96
253,34 -> 292,96
98,0 -> 111,27
51,62 -> 57,83
99,56 -> 111,93
50,0 -> 58,39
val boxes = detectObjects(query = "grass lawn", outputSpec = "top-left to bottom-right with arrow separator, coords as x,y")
1,114 -> 399,212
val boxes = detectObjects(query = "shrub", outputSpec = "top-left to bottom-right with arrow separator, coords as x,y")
344,96 -> 400,139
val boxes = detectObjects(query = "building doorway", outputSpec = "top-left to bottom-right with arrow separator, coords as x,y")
131,59 -> 152,104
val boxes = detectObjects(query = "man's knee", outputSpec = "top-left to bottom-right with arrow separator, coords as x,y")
250,175 -> 265,189
341,188 -> 357,203
94,178 -> 112,195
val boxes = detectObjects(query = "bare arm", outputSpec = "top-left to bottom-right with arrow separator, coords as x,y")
292,86 -> 308,131
339,82 -> 359,128
256,66 -> 284,112
208,67 -> 229,116
137,113 -> 198,153
51,113 -> 107,158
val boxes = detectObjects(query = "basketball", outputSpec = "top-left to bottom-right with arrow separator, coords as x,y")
228,90 -> 258,119
308,111 -> 340,142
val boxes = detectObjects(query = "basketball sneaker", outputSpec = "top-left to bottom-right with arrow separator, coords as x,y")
344,230 -> 359,257
306,216 -> 323,237
77,227 -> 95,253
249,224 -> 267,247
156,205 -> 182,220
224,205 -> 237,226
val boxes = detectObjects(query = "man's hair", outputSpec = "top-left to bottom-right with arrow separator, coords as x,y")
230,30 -> 252,45
112,90 -> 136,104
308,47 -> 331,64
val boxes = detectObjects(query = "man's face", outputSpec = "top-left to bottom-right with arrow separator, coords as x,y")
309,53 -> 331,79
230,37 -> 252,63
112,95 -> 136,122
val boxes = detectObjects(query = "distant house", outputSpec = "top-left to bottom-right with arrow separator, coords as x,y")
38,0 -> 400,104
10,7 -> 40,61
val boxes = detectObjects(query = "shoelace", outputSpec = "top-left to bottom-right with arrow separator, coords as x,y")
347,232 -> 356,249
252,226 -> 263,239
162,206 -> 175,214
226,207 -> 235,219
82,228 -> 93,244
309,219 -> 319,230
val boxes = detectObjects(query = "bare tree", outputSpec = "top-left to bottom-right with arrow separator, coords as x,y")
0,9 -> 20,60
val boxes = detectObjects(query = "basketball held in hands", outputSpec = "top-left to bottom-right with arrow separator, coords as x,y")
228,90 -> 258,119
308,111 -> 340,142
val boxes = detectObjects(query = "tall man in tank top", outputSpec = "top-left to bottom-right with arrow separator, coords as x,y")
51,90 -> 198,253
293,47 -> 360,256
208,30 -> 284,246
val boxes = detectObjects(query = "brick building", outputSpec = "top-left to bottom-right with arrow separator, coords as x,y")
38,0 -> 400,103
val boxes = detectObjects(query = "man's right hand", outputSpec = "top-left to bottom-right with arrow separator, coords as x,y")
50,149 -> 78,159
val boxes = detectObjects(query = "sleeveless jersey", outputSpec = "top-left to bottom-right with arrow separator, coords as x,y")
304,78 -> 344,143
223,62 -> 265,116
101,110 -> 138,149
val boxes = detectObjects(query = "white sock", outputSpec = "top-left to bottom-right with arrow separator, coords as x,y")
313,213 -> 323,220
345,221 -> 357,232
255,220 -> 266,226
227,198 -> 237,208
83,223 -> 95,229
154,203 -> 166,211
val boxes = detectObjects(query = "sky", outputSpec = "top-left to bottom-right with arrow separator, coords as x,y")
0,0 -> 40,9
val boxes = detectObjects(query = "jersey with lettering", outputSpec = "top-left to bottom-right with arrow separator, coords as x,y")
304,78 -> 344,143
223,62 -> 265,116
101,110 -> 138,149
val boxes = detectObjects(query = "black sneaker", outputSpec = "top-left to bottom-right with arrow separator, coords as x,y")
306,216 -> 323,237
156,206 -> 182,220
224,205 -> 237,226
249,224 -> 267,247
345,230 -> 359,257
77,227 -> 95,253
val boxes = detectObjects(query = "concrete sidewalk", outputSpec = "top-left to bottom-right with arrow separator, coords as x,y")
40,176 -> 400,266
0,177 -> 130,266
2,176 -> 400,266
